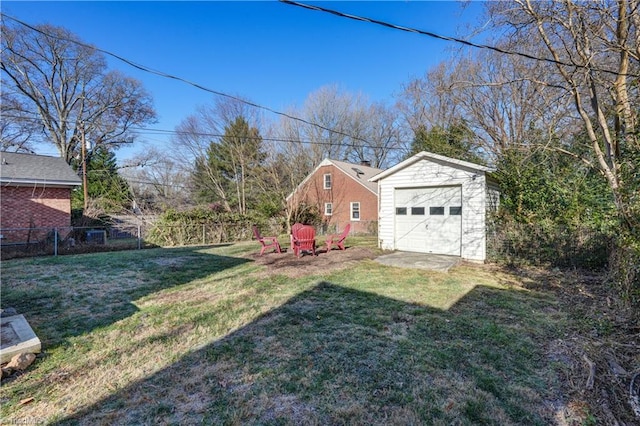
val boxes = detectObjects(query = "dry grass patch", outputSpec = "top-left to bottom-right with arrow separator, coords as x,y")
3,243 -> 623,424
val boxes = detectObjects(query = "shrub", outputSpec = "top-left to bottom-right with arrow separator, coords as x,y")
487,219 -> 611,269
146,207 -> 271,247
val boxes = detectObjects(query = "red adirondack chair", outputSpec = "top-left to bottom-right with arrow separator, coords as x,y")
291,225 -> 316,258
290,222 -> 304,252
326,223 -> 351,252
252,225 -> 281,256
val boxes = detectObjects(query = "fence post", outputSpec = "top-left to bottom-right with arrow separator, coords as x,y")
137,225 -> 141,250
54,228 -> 58,257
202,224 -> 206,245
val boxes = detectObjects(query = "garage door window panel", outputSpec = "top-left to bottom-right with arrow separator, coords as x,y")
429,207 -> 445,215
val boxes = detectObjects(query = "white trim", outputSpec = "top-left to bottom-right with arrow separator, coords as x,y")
370,151 -> 493,182
350,201 -> 361,221
323,173 -> 332,189
285,159 -> 333,201
324,202 -> 333,216
286,158 -> 382,201
374,154 -> 499,261
0,179 -> 80,188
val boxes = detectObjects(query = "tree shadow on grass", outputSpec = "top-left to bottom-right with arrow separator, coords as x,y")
51,281 -> 561,425
0,245 -> 252,349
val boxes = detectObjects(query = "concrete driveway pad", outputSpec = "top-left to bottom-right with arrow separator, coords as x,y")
375,251 -> 461,272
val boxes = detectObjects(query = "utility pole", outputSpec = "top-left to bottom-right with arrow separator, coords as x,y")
81,121 -> 89,210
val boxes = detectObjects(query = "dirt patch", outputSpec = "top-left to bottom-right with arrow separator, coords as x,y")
151,256 -> 192,267
245,246 -> 379,278
507,266 -> 640,425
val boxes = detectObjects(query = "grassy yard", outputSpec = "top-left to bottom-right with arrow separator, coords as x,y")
1,241 -> 579,424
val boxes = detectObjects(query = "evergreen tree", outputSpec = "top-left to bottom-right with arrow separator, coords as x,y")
72,145 -> 131,212
191,116 -> 265,214
409,121 -> 485,165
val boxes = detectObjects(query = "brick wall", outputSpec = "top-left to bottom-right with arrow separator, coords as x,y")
290,164 -> 378,234
1,186 -> 73,232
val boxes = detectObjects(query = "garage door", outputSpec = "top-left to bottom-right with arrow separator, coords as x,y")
394,186 -> 462,256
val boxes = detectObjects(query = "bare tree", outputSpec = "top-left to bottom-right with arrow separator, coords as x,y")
396,61 -> 464,134
172,96 -> 266,213
172,96 -> 262,163
121,148 -> 191,212
397,50 -> 575,162
278,84 -> 403,168
0,90 -> 37,152
260,123 -> 317,230
470,0 -> 640,310
172,104 -> 230,212
0,21 -> 156,162
489,0 -> 639,230
352,102 -> 405,168
300,84 -> 363,163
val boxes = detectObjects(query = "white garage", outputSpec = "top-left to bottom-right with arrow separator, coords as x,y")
370,151 -> 499,262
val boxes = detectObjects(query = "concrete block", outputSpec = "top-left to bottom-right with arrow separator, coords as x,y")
1,315 -> 41,364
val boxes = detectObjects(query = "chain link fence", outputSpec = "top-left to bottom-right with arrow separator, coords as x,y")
486,220 -> 611,269
0,225 -> 147,260
0,222 -> 258,260
316,220 -> 377,236
1,218 -> 378,260
5,218 -> 608,269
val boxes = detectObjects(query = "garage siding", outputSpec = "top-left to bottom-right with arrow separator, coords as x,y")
463,175 -> 487,261
376,157 -> 488,261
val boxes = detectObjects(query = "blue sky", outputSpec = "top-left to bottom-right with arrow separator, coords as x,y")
3,1 -> 486,161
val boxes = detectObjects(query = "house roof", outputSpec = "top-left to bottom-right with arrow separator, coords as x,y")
369,151 -> 493,182
0,152 -> 82,187
287,158 -> 383,200
327,159 -> 382,194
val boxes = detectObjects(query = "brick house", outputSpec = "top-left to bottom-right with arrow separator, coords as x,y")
1,152 -> 81,242
287,158 -> 382,234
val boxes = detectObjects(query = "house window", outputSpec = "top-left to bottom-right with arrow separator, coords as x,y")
395,207 -> 407,215
325,203 -> 333,216
323,174 -> 332,189
411,207 -> 425,215
351,202 -> 360,220
430,207 -> 445,215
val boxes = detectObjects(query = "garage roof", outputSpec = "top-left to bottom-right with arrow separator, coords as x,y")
369,151 -> 493,182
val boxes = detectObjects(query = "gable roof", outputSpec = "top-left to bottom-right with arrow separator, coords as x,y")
287,158 -> 383,200
328,159 -> 382,194
369,151 -> 493,182
1,152 -> 82,187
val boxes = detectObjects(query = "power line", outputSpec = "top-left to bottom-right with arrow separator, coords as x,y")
2,114 -> 408,150
126,125 -> 408,149
280,0 -> 640,79
1,13 -> 377,146
117,177 -> 190,190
